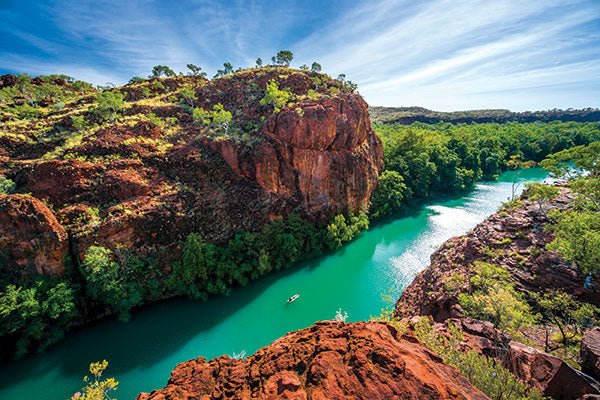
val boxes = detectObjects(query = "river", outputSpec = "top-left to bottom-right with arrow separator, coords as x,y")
0,168 -> 550,400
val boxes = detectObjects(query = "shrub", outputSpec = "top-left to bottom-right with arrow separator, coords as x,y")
192,103 -> 232,134
0,177 -> 16,194
260,79 -> 294,113
71,360 -> 118,400
90,91 -> 125,122
414,317 -> 544,400
457,262 -> 536,334
71,115 -> 89,131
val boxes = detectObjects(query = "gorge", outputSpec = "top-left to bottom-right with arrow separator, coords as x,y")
0,168 -> 550,399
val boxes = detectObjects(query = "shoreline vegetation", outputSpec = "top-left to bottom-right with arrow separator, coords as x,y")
1,59 -> 599,368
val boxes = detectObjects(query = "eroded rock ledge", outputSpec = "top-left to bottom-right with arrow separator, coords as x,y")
395,185 -> 600,398
137,321 -> 487,400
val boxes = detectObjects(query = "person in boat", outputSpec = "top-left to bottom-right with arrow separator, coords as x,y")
287,294 -> 300,303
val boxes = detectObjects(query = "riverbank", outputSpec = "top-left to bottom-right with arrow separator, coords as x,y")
0,168 -> 550,400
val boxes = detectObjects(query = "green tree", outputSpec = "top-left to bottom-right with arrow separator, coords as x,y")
186,64 -> 206,77
168,233 -> 213,299
326,212 -> 369,249
255,58 -> 263,68
274,50 -> 294,66
0,280 -> 77,358
80,246 -> 140,319
533,291 -> 599,347
547,210 -> 600,276
178,88 -> 196,110
149,65 -> 176,78
524,182 -> 560,217
311,62 -> 322,73
91,91 -> 125,122
369,170 -> 407,219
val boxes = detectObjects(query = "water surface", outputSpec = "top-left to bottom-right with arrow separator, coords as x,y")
0,168 -> 550,399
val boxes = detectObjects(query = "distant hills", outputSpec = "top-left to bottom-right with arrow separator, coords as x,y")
370,106 -> 600,124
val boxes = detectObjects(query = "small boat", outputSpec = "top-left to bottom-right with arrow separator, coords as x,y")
287,294 -> 300,303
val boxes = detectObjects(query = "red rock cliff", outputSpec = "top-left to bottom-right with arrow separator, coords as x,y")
0,68 -> 383,278
137,321 -> 487,400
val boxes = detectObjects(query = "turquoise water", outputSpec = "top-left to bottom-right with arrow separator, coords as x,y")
0,168 -> 550,400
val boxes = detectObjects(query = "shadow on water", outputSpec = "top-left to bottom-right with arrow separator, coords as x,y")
0,243 -> 350,390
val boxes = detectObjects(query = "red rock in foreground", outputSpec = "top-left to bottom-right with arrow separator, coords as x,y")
137,321 -> 488,400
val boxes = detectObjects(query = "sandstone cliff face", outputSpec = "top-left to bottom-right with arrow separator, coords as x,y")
210,94 -> 382,216
0,194 -> 68,276
137,321 -> 488,400
0,68 -> 382,279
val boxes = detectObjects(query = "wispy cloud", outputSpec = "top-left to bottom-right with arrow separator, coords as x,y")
1,0 -> 599,110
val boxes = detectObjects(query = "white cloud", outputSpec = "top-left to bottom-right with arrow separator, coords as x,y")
2,0 -> 599,110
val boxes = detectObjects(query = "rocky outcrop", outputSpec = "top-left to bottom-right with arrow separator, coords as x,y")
137,321 -> 488,400
395,186 -> 600,398
424,318 -> 600,398
395,186 -> 595,321
0,194 -> 68,276
508,341 -> 600,398
209,94 -> 382,216
581,328 -> 600,380
0,68 -> 383,278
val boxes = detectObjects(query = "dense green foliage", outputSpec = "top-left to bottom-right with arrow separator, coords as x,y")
80,246 -> 164,320
0,278 -> 77,358
167,213 -> 367,300
368,170 -> 407,219
260,79 -> 295,113
541,143 -> 600,276
370,121 -> 600,219
457,262 -> 536,334
272,50 -> 294,66
90,91 -> 125,122
0,177 -> 16,194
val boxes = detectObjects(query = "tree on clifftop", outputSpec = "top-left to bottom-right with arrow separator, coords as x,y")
273,50 -> 294,66
186,64 -> 207,77
149,65 -> 176,78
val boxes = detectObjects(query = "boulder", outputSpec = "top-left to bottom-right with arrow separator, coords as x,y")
581,328 -> 600,380
508,341 -> 600,398
137,322 -> 488,400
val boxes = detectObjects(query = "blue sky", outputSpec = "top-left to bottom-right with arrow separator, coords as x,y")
1,0 -> 599,111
